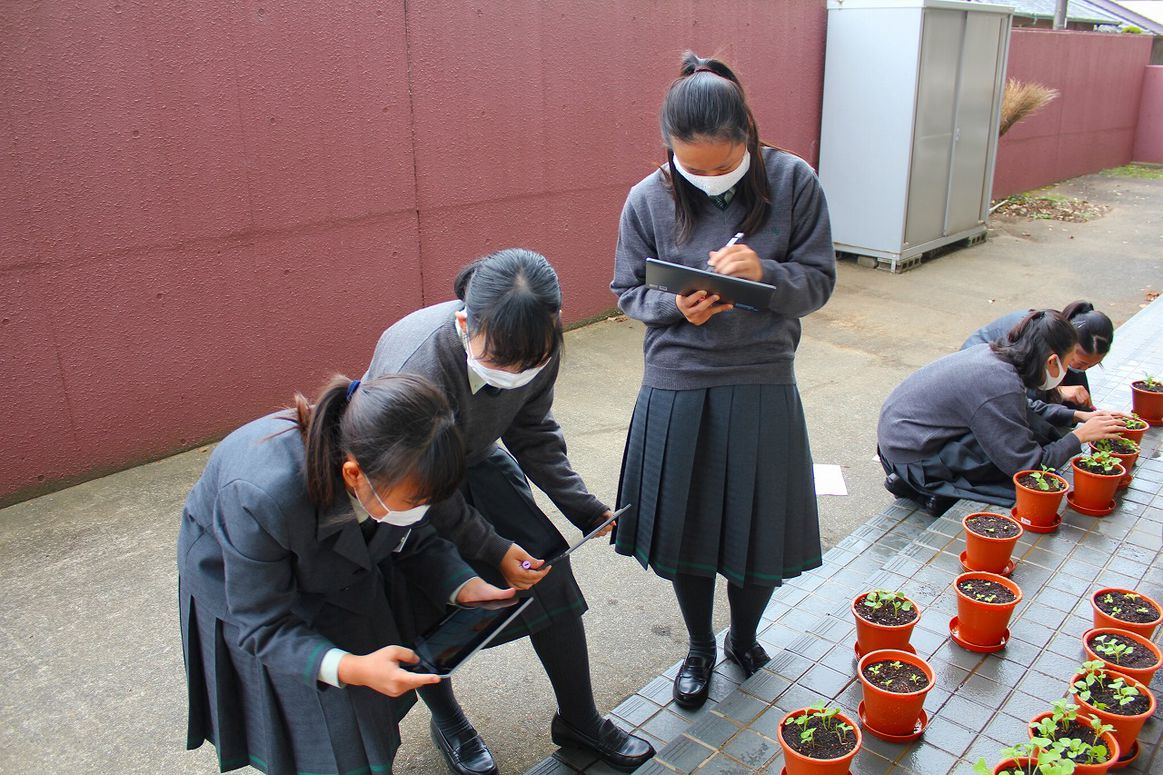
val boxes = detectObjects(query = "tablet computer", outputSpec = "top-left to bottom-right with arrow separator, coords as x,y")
548,504 -> 630,564
645,258 -> 774,311
406,596 -> 534,678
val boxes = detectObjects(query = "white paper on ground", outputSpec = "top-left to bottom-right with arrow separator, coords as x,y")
813,464 -> 848,496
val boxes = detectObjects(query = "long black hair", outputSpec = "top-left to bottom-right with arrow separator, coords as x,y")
992,310 -> 1079,389
660,51 -> 771,244
454,248 -> 564,370
290,374 -> 465,507
1061,300 -> 1113,356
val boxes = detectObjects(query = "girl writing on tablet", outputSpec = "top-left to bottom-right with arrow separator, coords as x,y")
610,52 -> 836,709
178,374 -> 514,775
364,249 -> 653,774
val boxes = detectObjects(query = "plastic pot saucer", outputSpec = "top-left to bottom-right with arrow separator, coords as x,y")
1066,492 -> 1116,517
959,550 -> 1015,577
949,616 -> 1008,653
857,701 -> 929,743
1011,506 -> 1061,533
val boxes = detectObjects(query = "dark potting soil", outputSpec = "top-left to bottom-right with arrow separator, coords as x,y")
966,514 -> 1020,539
1094,591 -> 1160,624
1016,473 -> 1065,492
957,578 -> 1016,604
1096,438 -> 1138,455
1076,459 -> 1121,476
1047,720 -> 1111,761
1086,632 -> 1158,670
1080,676 -> 1152,716
855,596 -> 918,627
861,659 -> 929,693
1133,380 -> 1163,394
1123,417 -> 1148,430
779,713 -> 858,760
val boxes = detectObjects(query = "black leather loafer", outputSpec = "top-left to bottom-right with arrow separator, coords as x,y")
672,650 -> 715,708
884,473 -> 920,502
724,633 -> 770,678
551,714 -> 655,772
430,718 -> 499,775
923,494 -> 957,518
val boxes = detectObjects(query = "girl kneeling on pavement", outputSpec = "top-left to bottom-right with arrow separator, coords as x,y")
178,374 -> 513,775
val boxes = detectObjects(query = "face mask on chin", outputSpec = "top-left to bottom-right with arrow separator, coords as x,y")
457,317 -> 546,390
671,150 -> 751,197
1038,355 -> 1067,392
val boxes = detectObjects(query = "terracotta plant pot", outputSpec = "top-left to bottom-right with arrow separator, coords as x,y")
1070,457 -> 1125,513
1027,710 -> 1120,774
857,649 -> 934,737
992,759 -> 1034,774
1118,417 -> 1149,446
1089,441 -> 1139,490
954,572 -> 1022,647
963,512 -> 1023,574
1091,588 -> 1163,640
1130,380 -> 1163,425
1011,469 -> 1068,529
851,591 -> 921,657
1082,627 -> 1162,687
778,708 -> 862,775
1071,669 -> 1156,763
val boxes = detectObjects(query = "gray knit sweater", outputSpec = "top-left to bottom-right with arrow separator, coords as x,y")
611,147 -> 836,390
878,344 -> 1083,474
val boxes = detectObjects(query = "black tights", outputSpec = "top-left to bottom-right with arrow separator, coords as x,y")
671,573 -> 775,655
419,614 -> 603,735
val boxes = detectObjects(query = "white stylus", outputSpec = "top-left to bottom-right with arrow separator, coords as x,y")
710,232 -> 745,270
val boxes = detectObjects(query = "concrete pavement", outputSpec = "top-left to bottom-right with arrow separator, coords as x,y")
0,169 -> 1160,774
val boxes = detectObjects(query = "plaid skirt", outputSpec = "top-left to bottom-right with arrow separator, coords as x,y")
615,383 -> 822,587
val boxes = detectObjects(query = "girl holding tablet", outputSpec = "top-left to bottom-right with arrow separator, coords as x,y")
178,374 -> 514,775
610,52 -> 836,708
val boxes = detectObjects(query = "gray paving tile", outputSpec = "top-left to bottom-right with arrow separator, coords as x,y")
713,691 -> 766,726
692,753 -> 750,775
686,713 -> 742,749
798,663 -> 853,700
738,669 -> 790,705
923,714 -> 978,757
527,756 -> 578,775
614,694 -> 665,726
643,709 -> 695,745
654,734 -> 715,772
894,741 -> 959,775
722,729 -> 778,769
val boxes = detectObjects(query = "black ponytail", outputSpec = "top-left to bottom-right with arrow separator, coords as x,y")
991,310 -> 1078,389
454,248 -> 564,370
660,51 -> 771,244
290,374 -> 465,507
1060,300 -> 1113,356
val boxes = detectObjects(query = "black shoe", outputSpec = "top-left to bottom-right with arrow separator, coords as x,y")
430,718 -> 499,775
724,633 -> 770,678
884,473 -> 920,501
672,649 -> 715,708
923,494 -> 957,518
551,714 -> 655,772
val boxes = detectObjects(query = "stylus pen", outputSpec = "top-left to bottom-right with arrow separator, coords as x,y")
709,232 -> 745,269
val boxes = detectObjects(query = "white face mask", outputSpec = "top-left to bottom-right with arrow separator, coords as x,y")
363,485 -> 430,527
458,318 -> 546,390
671,150 -> 751,197
1038,355 -> 1067,392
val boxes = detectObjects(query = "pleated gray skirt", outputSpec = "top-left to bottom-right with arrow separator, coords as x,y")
615,383 -> 822,587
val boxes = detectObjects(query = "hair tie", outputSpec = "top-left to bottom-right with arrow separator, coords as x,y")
345,379 -> 361,401
694,65 -> 717,75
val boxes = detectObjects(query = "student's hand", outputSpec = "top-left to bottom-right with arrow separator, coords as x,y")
455,577 -> 518,607
676,290 -> 732,326
1073,412 -> 1126,444
500,543 -> 550,590
708,244 -> 763,281
591,510 -> 616,539
338,646 -> 440,696
1059,384 -> 1092,407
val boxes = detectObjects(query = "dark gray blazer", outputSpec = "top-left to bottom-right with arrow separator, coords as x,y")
178,412 -> 476,687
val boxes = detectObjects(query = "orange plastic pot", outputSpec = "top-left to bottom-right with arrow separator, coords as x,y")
1118,419 -> 1148,446
1091,588 -> 1162,640
954,572 -> 1022,646
1071,669 -> 1156,762
1130,382 -> 1163,425
851,592 -> 921,656
963,513 -> 1023,574
778,708 -> 862,775
992,759 -> 1034,774
1089,442 -> 1139,490
1082,627 -> 1162,687
1012,470 -> 1068,528
1027,711 -> 1120,774
1070,457 -> 1124,512
857,649 -> 933,736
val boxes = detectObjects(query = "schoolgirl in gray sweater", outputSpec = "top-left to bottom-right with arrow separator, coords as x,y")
611,52 -> 836,711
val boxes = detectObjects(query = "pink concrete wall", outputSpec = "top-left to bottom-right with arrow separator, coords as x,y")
993,29 -> 1153,199
0,1 -> 827,504
1133,66 -> 1163,163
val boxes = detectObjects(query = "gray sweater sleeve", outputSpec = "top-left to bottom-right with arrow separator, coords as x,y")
758,164 -> 837,318
611,192 -> 685,327
970,393 -> 1082,474
1029,397 -> 1077,426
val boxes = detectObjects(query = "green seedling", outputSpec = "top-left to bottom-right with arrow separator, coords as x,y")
862,589 -> 914,616
1122,414 -> 1147,429
784,701 -> 852,749
1077,450 -> 1120,474
975,593 -> 998,603
1140,373 -> 1160,389
1026,466 -> 1060,491
1092,634 -> 1134,665
1102,594 -> 1114,604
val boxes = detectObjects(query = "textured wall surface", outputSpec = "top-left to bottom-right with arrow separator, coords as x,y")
0,1 -> 827,503
993,29 -> 1153,199
1133,66 -> 1163,163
